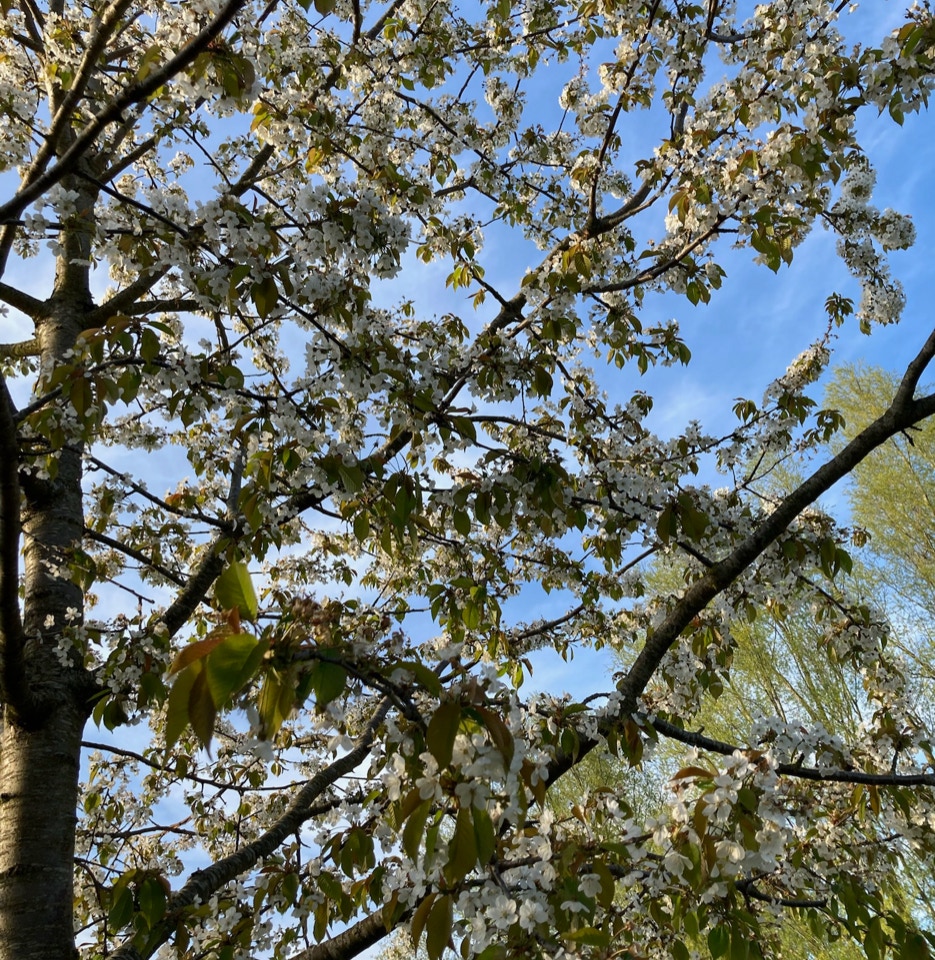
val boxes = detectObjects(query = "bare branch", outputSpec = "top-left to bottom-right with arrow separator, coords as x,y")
81,740 -> 334,796
0,282 -> 44,319
84,451 -> 234,531
893,327 -> 935,411
735,878 -> 826,910
84,528 -> 185,587
0,338 -> 41,359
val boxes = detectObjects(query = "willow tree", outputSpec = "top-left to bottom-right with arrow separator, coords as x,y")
2,0 -> 935,959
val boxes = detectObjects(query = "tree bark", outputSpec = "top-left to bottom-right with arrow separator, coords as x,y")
0,701 -> 85,960
0,178 -> 97,960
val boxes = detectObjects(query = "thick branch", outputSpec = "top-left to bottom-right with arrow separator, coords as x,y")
0,282 -> 44,318
84,266 -> 172,327
41,0 -> 138,168
293,910 -> 399,960
0,338 -> 41,359
112,298 -> 203,317
618,327 -> 935,708
107,699 -> 392,960
544,328 -> 935,786
157,542 -> 226,640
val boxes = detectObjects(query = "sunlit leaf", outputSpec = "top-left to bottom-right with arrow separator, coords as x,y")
215,561 -> 259,621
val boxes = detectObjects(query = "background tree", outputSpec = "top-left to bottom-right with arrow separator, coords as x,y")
578,421 -> 935,960
827,364 -> 935,704
2,1 -> 935,960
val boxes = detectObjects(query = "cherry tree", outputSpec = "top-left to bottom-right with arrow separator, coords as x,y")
1,0 -> 935,958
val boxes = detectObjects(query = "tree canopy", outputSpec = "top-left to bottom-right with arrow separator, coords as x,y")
2,1 -> 935,959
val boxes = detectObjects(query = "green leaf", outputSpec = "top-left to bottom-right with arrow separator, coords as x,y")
656,504 -> 678,544
188,667 -> 218,748
392,660 -> 442,696
402,799 -> 432,861
353,513 -> 370,541
425,894 -> 453,960
258,672 -> 289,739
593,861 -> 615,910
138,875 -> 167,927
563,927 -> 608,946
108,884 -> 134,932
280,870 -> 300,909
461,597 -> 481,630
308,659 -> 347,709
204,632 -> 260,707
472,805 -> 495,866
135,43 -> 163,82
140,327 -> 160,363
251,275 -> 279,318
215,560 -> 258,621
477,706 -> 514,767
443,806 -> 476,886
410,892 -> 437,949
899,933 -> 931,959
729,930 -> 750,960
453,509 -> 471,536
426,701 -> 461,769
69,375 -> 93,417
165,663 -> 199,749
708,926 -> 730,959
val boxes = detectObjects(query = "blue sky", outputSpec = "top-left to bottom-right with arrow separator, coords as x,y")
2,1 -> 934,705
512,30 -> 935,698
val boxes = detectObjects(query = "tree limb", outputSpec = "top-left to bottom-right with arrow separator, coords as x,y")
41,0 -> 138,168
0,282 -> 44,318
107,698 -> 392,960
84,528 -> 185,587
86,143 -> 275,325
157,542 -> 227,640
543,328 -> 935,786
617,327 -> 935,710
649,716 -> 935,787
292,909 -> 401,960
0,338 -> 41,359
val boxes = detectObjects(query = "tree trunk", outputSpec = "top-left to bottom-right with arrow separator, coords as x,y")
0,373 -> 89,958
0,178 -> 98,959
0,702 -> 85,960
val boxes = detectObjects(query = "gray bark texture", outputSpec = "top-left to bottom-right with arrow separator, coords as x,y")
0,179 -> 97,960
